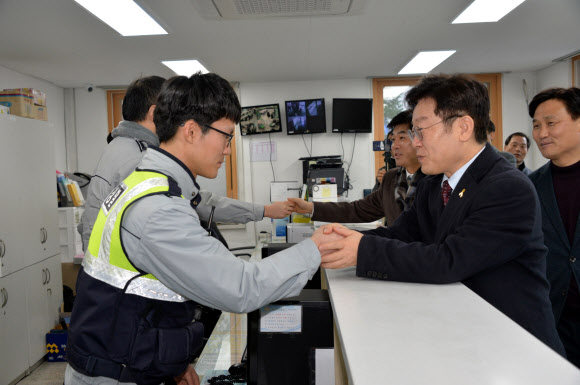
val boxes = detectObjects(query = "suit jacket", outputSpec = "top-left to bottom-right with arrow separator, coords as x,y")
313,167 -> 425,226
529,162 -> 580,322
519,162 -> 533,176
357,144 -> 564,354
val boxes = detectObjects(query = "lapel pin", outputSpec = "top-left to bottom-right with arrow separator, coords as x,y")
459,189 -> 465,198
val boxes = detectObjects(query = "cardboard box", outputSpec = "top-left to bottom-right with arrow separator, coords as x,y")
2,88 -> 46,106
61,262 -> 81,294
32,104 -> 48,121
46,330 -> 67,362
0,93 -> 33,118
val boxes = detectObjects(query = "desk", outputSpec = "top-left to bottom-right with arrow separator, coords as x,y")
325,267 -> 580,385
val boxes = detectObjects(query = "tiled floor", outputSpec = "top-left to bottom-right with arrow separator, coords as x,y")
16,361 -> 66,385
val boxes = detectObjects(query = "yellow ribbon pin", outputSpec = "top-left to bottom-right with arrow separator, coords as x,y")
459,189 -> 465,198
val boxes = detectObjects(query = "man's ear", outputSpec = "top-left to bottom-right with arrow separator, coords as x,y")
179,120 -> 198,144
457,115 -> 475,142
146,104 -> 156,123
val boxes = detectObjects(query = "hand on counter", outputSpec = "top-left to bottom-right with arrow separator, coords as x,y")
174,365 -> 200,385
318,224 -> 362,269
287,197 -> 314,214
265,200 -> 295,218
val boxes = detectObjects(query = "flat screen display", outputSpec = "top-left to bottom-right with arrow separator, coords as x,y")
240,104 -> 282,136
332,98 -> 373,133
285,98 -> 326,135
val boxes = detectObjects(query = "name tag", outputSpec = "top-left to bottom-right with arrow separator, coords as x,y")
102,183 -> 127,215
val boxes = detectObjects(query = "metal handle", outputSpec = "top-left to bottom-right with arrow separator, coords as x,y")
2,288 -> 8,308
47,268 -> 51,284
40,228 -> 45,244
0,239 -> 5,258
42,269 -> 47,285
44,228 -> 48,243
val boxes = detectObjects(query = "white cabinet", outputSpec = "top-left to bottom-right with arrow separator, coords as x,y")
0,269 -> 30,385
26,255 -> 63,365
0,115 -> 58,277
0,115 -> 62,385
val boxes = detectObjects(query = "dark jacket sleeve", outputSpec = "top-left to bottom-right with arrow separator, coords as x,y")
356,173 -> 546,285
312,168 -> 399,223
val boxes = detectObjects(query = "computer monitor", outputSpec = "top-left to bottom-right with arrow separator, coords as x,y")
332,98 -> 373,133
240,103 -> 282,136
285,98 -> 326,135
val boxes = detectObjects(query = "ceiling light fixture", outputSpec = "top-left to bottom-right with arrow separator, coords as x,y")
74,0 -> 167,36
452,0 -> 526,24
398,51 -> 456,75
162,60 -> 210,76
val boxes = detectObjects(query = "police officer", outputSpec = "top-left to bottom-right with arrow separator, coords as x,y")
64,73 -> 340,385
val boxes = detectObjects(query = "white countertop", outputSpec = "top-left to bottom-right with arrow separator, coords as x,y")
325,267 -> 580,385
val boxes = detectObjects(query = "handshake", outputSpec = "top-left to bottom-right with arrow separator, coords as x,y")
266,198 -> 361,269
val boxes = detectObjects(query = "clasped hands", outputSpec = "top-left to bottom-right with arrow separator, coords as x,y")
311,224 -> 363,269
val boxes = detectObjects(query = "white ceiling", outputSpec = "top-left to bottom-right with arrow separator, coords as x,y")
0,0 -> 578,88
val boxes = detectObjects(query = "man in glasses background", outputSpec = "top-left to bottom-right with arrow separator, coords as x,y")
316,74 -> 565,356
79,75 -> 294,254
288,110 -> 424,227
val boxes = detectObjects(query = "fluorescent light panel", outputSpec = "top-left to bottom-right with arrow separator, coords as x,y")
162,60 -> 209,76
452,0 -> 526,24
398,51 -> 456,75
74,0 -> 167,36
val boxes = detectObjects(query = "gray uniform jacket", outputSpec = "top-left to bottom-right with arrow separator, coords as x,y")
78,121 -> 265,251
120,147 -> 321,313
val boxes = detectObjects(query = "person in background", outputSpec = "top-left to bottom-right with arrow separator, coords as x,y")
79,76 -> 293,253
316,74 -> 565,357
65,73 -> 341,385
372,130 -> 395,191
289,110 -> 423,226
504,132 -> 533,175
487,120 -> 517,167
528,87 -> 580,368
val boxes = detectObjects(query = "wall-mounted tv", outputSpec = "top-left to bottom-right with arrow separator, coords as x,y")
240,103 -> 282,136
332,98 -> 373,133
285,98 -> 326,135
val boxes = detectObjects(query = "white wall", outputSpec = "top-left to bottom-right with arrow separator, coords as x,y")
232,78 -> 374,242
0,65 -> 66,170
74,87 -> 109,173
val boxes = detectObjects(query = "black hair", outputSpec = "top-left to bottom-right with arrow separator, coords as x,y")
387,110 -> 413,130
154,73 -> 241,143
504,132 -> 531,149
122,76 -> 166,122
487,120 -> 496,134
405,74 -> 490,144
528,87 -> 580,120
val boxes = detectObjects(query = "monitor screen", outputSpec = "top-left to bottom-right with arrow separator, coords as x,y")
285,98 -> 326,135
332,98 -> 373,133
240,104 -> 282,136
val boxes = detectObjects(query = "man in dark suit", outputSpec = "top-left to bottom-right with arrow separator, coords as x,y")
528,87 -> 580,368
318,74 -> 564,355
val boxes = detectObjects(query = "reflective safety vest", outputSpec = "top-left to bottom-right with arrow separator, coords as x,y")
66,170 -> 204,385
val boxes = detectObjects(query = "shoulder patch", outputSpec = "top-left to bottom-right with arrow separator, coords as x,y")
102,183 -> 127,215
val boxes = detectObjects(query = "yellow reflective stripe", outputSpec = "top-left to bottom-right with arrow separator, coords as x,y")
98,176 -> 167,271
83,249 -> 186,302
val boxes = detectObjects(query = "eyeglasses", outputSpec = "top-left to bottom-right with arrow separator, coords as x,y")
201,124 -> 234,148
408,114 -> 462,141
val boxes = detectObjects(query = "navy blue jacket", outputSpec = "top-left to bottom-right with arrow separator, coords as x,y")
529,162 -> 580,322
357,144 -> 564,355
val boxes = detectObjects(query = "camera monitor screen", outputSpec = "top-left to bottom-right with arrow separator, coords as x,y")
332,98 -> 373,133
240,104 -> 282,136
285,98 -> 326,135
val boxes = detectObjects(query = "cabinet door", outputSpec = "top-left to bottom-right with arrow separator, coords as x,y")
25,256 -> 62,366
0,271 -> 30,385
34,123 -> 59,260
0,116 -> 39,276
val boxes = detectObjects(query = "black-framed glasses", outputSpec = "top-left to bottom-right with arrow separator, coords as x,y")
201,124 -> 234,147
408,114 -> 462,141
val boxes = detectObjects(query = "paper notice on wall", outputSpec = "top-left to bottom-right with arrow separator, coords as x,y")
251,141 -> 277,162
270,181 -> 300,202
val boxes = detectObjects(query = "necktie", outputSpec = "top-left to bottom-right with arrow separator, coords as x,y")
441,180 -> 453,207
